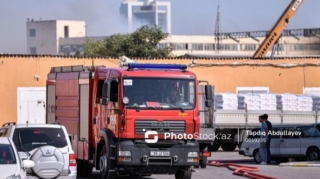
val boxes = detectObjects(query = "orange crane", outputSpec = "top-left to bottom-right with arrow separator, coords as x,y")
253,0 -> 305,58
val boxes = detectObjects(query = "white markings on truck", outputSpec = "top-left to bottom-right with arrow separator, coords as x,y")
123,79 -> 132,86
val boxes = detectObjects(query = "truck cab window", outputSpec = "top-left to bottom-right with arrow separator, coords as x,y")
122,78 -> 195,110
110,80 -> 118,102
96,80 -> 104,103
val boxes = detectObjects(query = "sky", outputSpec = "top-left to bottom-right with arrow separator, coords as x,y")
0,0 -> 320,54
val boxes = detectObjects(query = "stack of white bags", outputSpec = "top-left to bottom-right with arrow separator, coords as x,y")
259,93 -> 277,110
296,95 -> 313,111
238,94 -> 260,110
276,93 -> 298,111
214,93 -> 239,110
213,92 -> 320,111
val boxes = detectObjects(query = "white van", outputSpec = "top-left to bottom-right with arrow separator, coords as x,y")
239,124 -> 320,163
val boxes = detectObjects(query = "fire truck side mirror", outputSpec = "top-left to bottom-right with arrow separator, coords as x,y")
205,85 -> 213,100
102,82 -> 110,105
205,85 -> 213,108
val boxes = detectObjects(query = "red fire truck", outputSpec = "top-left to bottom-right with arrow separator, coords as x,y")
46,62 -> 213,179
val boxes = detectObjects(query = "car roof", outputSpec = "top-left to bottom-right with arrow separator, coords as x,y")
0,137 -> 10,144
251,124 -> 315,130
14,124 -> 63,129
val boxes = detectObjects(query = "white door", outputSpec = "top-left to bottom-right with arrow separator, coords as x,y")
18,87 -> 46,124
279,127 -> 301,155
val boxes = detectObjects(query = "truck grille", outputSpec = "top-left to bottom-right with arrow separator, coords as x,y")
135,120 -> 185,134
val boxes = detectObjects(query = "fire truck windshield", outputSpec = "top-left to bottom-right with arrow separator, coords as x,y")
122,78 -> 195,110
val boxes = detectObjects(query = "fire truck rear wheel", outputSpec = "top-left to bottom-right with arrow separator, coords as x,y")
200,159 -> 207,168
100,145 -> 116,179
175,169 -> 192,179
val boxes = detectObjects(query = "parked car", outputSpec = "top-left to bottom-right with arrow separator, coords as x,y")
239,124 -> 320,163
0,137 -> 35,179
0,122 -> 77,179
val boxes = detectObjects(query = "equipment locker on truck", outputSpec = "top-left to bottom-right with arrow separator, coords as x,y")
46,60 -> 214,179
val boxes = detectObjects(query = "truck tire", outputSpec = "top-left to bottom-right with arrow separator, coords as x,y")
200,158 -> 207,168
253,149 -> 262,164
175,170 -> 192,179
307,148 -> 320,161
77,159 -> 93,177
221,143 -> 237,151
31,146 -> 65,179
100,145 -> 116,179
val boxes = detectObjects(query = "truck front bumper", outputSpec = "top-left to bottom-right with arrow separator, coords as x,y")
116,139 -> 199,174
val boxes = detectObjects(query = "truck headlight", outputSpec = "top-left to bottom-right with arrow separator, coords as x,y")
119,151 -> 131,156
188,152 -> 198,157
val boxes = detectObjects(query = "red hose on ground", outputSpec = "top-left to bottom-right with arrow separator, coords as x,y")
207,160 -> 280,179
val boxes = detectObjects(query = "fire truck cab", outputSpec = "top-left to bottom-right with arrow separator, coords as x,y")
46,61 -> 213,179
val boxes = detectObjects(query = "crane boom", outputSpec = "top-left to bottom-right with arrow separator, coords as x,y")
253,0 -> 305,58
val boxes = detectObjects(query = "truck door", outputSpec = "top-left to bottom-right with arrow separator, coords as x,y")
104,78 -> 119,135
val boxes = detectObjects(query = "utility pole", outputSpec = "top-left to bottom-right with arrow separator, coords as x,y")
214,0 -> 222,53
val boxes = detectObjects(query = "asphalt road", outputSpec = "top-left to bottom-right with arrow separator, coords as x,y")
78,150 -> 319,179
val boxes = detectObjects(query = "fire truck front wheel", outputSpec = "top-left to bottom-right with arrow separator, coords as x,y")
175,168 -> 192,179
100,145 -> 117,179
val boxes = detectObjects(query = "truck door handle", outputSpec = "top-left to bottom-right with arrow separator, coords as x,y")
281,140 -> 284,142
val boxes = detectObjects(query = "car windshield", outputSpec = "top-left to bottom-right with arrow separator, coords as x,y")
12,128 -> 68,151
0,144 -> 17,164
123,78 -> 195,110
298,126 -> 320,137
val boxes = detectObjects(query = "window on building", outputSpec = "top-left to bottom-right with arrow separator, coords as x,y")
30,47 -> 37,54
64,26 -> 69,38
158,43 -> 170,49
270,44 -> 284,51
290,44 -> 307,51
309,44 -> 320,51
219,44 -> 238,51
204,44 -> 214,51
296,44 -> 320,51
244,44 -> 256,51
29,29 -> 36,37
192,44 -> 203,51
173,43 -> 188,50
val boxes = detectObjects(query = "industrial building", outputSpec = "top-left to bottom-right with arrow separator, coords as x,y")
26,20 -> 86,55
26,20 -> 320,57
120,0 -> 171,33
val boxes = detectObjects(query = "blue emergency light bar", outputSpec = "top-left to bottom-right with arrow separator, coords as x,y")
127,63 -> 187,70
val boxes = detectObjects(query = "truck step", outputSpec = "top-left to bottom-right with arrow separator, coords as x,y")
109,169 -> 116,172
110,145 -> 116,148
110,157 -> 116,160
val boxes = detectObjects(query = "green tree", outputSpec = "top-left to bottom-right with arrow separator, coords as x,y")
83,25 -> 172,58
83,39 -> 108,56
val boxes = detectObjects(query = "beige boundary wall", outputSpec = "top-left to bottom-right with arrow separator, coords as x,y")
1,56 -> 320,124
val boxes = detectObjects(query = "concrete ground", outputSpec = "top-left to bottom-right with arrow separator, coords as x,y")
78,150 -> 319,179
